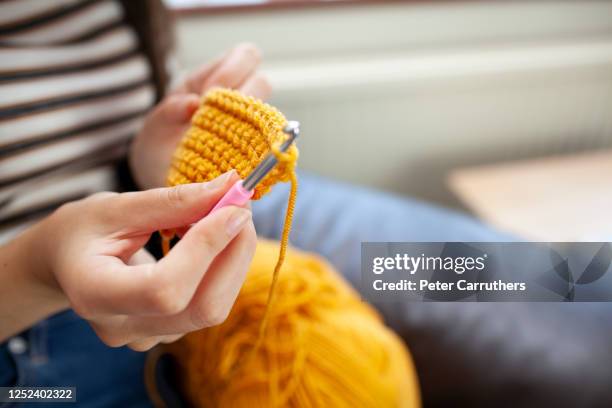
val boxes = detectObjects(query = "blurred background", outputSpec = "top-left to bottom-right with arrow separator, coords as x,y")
166,0 -> 612,241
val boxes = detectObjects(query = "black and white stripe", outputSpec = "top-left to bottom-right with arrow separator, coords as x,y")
0,0 -> 155,244
0,0 -> 123,45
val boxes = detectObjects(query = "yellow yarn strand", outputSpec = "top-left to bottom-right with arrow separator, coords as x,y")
255,147 -> 298,346
225,144 -> 298,380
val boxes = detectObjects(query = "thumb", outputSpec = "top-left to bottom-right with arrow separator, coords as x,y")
106,171 -> 240,232
157,93 -> 200,123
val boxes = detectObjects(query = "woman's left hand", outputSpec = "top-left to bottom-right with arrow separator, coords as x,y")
130,43 -> 272,190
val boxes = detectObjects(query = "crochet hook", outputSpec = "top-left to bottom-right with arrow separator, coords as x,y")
209,121 -> 300,213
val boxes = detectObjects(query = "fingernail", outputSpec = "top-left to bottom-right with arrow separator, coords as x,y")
225,208 -> 251,236
205,170 -> 235,190
184,98 -> 200,120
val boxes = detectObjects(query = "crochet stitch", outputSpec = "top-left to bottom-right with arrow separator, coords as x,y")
167,88 -> 298,199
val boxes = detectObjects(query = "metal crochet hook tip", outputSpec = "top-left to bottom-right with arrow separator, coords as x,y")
242,120 -> 300,191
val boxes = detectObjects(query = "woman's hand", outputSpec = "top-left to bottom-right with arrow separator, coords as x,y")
129,43 -> 272,190
0,171 -> 257,350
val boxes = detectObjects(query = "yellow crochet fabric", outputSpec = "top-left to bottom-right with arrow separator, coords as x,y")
167,88 -> 298,199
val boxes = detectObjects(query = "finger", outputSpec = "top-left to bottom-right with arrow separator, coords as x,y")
201,43 -> 262,92
156,93 -> 200,123
83,206 -> 253,317
114,333 -> 183,351
89,318 -> 183,348
174,200 -> 250,239
152,206 -> 253,307
121,223 -> 256,336
239,72 -> 272,100
160,334 -> 184,344
105,170 -> 239,232
184,221 -> 256,329
174,55 -> 225,95
127,336 -> 162,352
175,225 -> 190,239
127,248 -> 156,266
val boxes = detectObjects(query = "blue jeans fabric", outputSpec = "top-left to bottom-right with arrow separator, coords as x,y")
0,312 -> 151,408
0,174 -> 510,407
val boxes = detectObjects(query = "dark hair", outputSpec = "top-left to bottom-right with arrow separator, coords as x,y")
115,0 -> 175,194
120,0 -> 174,100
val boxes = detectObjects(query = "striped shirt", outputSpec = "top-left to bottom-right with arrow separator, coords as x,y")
0,0 -> 156,244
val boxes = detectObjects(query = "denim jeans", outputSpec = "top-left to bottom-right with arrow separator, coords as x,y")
0,173 -> 512,407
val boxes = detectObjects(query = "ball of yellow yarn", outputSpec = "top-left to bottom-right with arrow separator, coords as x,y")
163,240 -> 420,408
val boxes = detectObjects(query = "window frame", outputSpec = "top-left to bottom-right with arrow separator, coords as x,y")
169,0 -> 427,16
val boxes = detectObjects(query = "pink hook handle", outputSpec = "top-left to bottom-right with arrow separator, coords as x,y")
209,180 -> 254,214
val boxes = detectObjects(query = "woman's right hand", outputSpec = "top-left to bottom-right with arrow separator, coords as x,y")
2,171 -> 256,350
